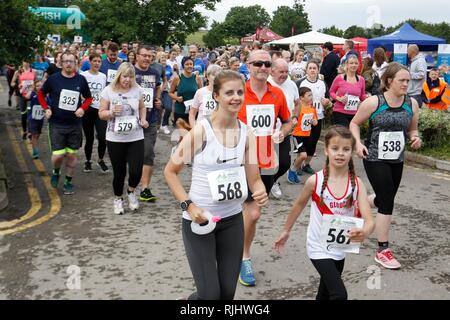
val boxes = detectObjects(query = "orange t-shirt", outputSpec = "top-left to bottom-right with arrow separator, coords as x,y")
292,104 -> 318,137
238,81 -> 291,169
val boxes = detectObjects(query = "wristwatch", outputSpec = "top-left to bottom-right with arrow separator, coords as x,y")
180,200 -> 193,211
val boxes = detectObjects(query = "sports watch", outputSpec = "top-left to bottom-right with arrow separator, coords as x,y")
180,200 -> 193,211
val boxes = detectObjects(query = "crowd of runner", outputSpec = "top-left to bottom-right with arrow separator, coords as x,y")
3,37 -> 449,300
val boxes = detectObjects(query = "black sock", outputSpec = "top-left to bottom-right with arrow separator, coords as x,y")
378,242 -> 389,252
65,176 -> 72,184
53,168 -> 61,176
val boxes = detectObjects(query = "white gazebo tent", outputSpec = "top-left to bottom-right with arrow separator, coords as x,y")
269,30 -> 360,45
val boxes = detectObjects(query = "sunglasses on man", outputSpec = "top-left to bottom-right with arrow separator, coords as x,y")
249,60 -> 272,68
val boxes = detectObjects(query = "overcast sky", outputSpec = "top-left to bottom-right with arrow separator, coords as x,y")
198,0 -> 449,30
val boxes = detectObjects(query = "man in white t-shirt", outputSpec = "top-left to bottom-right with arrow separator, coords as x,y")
267,58 -> 298,199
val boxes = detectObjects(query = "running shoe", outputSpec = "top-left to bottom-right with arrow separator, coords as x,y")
160,125 -> 171,135
114,198 -> 124,215
8,99 -> 11,107
239,259 -> 256,287
270,182 -> 282,199
375,248 -> 401,269
139,188 -> 157,202
63,181 -> 74,195
287,169 -> 300,184
32,149 -> 39,159
97,160 -> 109,173
127,190 -> 140,211
301,164 -> 315,175
84,161 -> 92,172
51,173 -> 60,188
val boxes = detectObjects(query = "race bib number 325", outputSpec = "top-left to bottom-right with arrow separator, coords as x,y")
58,89 -> 79,111
320,215 -> 364,254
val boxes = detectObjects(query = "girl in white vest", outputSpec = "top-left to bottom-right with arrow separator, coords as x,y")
275,126 -> 375,300
165,70 -> 268,300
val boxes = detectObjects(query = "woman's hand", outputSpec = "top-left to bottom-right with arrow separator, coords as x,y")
356,141 -> 368,159
410,136 -> 422,150
187,203 -> 207,224
274,230 -> 290,254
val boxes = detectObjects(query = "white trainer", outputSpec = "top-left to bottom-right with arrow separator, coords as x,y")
127,190 -> 140,211
270,182 -> 282,199
114,198 -> 124,215
161,125 -> 171,135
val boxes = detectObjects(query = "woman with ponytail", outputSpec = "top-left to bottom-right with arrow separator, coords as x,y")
275,125 -> 374,300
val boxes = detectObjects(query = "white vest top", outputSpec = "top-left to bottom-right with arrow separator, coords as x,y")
186,118 -> 247,220
307,170 -> 360,260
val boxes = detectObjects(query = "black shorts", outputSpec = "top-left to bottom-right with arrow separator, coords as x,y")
49,123 -> 82,155
293,136 -> 310,154
28,119 -> 44,135
143,124 -> 158,166
332,111 -> 354,128
245,172 -> 274,203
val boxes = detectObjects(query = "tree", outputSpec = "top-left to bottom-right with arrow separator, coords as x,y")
343,25 -> 367,39
0,0 -> 51,66
78,0 -> 219,45
203,21 -> 226,48
222,5 -> 271,38
319,25 -> 344,38
270,1 -> 311,37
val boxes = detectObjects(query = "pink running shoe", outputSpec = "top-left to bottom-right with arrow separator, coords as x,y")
375,248 -> 401,269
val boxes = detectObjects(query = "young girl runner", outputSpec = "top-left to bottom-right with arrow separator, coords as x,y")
275,126 -> 375,300
26,80 -> 45,159
164,70 -> 268,300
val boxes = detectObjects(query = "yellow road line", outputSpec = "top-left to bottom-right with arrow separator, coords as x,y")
0,126 -> 41,229
0,125 -> 61,235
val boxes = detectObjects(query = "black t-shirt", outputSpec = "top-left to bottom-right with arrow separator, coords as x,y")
41,72 -> 91,126
134,65 -> 161,124
46,63 -> 62,76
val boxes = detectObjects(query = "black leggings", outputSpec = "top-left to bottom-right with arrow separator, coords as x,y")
19,96 -> 27,133
307,119 -> 322,156
82,107 -> 107,161
332,111 -> 354,128
182,212 -> 244,300
273,135 -> 291,183
363,160 -> 404,215
107,140 -> 144,197
311,258 -> 347,300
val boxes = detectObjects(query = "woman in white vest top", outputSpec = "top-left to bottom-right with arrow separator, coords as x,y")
165,70 -> 268,300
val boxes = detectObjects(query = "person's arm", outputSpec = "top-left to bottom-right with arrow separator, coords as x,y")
75,77 -> 93,117
168,76 -> 181,102
359,76 -> 367,101
349,95 -> 378,159
164,124 -> 207,223
407,98 -> 421,150
274,174 -> 315,254
244,129 -> 268,206
98,96 -> 112,121
410,60 -> 427,80
154,85 -> 162,110
329,76 -> 339,101
138,97 -> 149,128
10,70 -> 19,87
196,74 -> 203,89
348,178 -> 375,242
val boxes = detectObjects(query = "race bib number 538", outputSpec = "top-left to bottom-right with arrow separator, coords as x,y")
378,131 -> 405,160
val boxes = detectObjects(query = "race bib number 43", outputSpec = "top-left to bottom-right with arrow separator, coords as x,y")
246,104 -> 275,137
58,89 -> 79,111
378,131 -> 405,160
320,215 -> 364,254
207,166 -> 248,203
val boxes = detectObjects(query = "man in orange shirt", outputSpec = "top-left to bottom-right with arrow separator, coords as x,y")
422,68 -> 447,110
237,50 -> 292,286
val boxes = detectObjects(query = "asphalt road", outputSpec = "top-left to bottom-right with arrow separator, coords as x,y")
0,77 -> 448,300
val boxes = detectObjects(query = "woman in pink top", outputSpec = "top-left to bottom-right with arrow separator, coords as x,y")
13,61 -> 36,139
329,55 -> 366,127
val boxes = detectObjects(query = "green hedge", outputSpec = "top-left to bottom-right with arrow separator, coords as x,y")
418,108 -> 450,148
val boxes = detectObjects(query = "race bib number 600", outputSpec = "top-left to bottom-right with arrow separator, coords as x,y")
207,166 -> 248,202
246,104 -> 275,137
320,215 -> 364,254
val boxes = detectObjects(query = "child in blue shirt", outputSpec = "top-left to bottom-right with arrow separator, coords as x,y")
26,80 -> 46,159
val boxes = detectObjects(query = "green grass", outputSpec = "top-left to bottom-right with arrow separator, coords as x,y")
186,31 -> 208,46
414,143 -> 450,161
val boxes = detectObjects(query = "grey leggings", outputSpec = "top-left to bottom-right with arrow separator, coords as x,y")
182,212 -> 244,300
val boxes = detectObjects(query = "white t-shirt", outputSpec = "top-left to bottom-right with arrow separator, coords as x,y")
289,61 -> 307,79
192,87 -> 217,122
100,85 -> 144,143
81,71 -> 107,109
372,61 -> 388,78
268,77 -> 298,114
297,77 -> 328,120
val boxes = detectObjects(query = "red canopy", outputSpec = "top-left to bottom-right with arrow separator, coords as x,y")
334,37 -> 368,52
240,27 -> 284,45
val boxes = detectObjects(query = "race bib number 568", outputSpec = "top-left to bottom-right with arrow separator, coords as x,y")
207,166 -> 248,202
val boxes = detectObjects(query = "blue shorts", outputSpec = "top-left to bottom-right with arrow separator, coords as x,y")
28,119 -> 44,135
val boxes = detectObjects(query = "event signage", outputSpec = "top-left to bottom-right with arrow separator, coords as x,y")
393,44 -> 408,65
